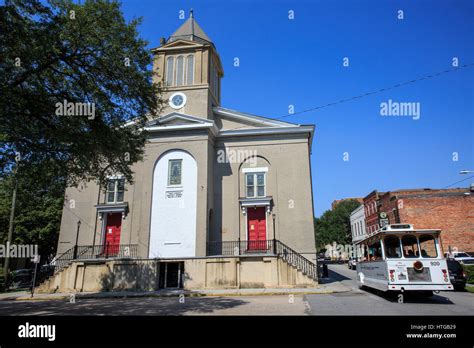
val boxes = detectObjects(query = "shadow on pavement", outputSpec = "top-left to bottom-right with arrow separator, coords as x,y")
0,296 -> 249,316
361,286 -> 454,304
318,267 -> 351,284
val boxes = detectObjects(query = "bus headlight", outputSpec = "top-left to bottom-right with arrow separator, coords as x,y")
413,261 -> 424,273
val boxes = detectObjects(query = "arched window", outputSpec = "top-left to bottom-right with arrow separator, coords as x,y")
186,55 -> 194,85
176,56 -> 184,86
166,56 -> 174,86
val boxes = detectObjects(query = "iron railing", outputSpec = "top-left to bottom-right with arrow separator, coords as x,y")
207,240 -> 274,256
274,240 -> 318,280
49,244 -> 138,274
206,239 -> 317,280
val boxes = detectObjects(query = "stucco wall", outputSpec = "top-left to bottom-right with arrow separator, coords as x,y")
214,134 -> 316,261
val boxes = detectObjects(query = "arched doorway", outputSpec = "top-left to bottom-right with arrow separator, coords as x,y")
149,150 -> 197,258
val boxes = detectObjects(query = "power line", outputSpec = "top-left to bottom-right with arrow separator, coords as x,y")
443,175 -> 474,189
145,61 -> 474,148
275,62 -> 474,120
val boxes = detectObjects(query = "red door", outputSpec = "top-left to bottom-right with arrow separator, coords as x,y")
247,207 -> 267,251
104,213 -> 122,256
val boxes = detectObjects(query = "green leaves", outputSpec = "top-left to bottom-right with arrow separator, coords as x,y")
314,200 -> 361,250
0,0 -> 162,186
0,163 -> 66,260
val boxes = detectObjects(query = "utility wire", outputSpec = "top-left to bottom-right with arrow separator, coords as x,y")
145,61 -> 474,148
443,175 -> 474,189
275,62 -> 474,119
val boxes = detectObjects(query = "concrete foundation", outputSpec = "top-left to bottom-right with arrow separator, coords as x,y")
37,256 -> 317,293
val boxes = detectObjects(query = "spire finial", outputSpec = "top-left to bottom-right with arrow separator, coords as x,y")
190,9 -> 194,18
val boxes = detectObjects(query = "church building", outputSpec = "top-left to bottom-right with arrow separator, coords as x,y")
43,13 -> 317,292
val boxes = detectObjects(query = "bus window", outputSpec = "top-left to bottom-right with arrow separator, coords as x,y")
419,234 -> 437,258
402,235 -> 419,258
384,235 -> 401,258
368,241 -> 383,260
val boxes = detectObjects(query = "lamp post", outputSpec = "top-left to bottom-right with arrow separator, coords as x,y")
272,213 -> 277,254
73,220 -> 81,259
459,170 -> 474,174
4,164 -> 18,289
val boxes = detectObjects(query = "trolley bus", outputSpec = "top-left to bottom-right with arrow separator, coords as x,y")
355,224 -> 453,294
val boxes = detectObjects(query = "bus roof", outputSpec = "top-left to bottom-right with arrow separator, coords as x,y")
354,224 -> 441,244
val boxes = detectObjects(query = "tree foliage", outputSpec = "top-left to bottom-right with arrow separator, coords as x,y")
0,0 -> 162,186
0,162 -> 65,261
0,0 -> 163,266
314,200 -> 361,251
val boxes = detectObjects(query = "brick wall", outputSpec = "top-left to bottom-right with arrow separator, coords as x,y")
378,189 -> 474,254
363,190 -> 383,234
398,194 -> 474,254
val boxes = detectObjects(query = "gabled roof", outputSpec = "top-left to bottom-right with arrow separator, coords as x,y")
144,112 -> 218,135
213,107 -> 315,151
213,107 -> 300,128
167,11 -> 213,45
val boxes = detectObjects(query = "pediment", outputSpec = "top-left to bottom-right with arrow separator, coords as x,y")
146,112 -> 213,127
159,40 -> 203,49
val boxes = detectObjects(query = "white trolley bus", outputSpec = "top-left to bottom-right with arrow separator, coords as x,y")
355,224 -> 453,295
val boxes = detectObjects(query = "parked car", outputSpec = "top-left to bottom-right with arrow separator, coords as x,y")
447,259 -> 467,290
444,251 -> 474,265
348,257 -> 357,270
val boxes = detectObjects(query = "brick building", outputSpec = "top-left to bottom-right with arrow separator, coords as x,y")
362,190 -> 385,234
376,188 -> 474,254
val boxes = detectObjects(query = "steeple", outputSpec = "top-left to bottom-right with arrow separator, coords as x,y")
167,10 -> 213,45
152,11 -> 224,119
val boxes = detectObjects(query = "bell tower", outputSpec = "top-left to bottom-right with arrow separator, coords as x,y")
152,10 -> 224,119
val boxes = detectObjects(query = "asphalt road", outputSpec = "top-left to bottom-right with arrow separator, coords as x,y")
0,294 -> 308,316
0,264 -> 472,315
304,264 -> 474,315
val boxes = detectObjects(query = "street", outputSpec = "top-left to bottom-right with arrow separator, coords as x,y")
305,264 -> 474,315
0,264 -> 472,315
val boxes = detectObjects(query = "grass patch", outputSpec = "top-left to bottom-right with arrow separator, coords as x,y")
465,286 -> 474,294
462,265 -> 474,284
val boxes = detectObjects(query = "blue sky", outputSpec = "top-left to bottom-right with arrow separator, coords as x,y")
121,0 -> 474,217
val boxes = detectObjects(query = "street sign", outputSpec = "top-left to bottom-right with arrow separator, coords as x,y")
379,212 -> 389,227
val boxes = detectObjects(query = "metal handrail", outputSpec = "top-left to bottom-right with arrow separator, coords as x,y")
206,239 -> 317,280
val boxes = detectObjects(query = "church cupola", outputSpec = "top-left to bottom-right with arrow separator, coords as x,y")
152,10 -> 224,119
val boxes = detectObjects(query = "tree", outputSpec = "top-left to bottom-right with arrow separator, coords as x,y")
0,0 -> 163,285
0,162 -> 65,262
314,200 -> 361,251
0,0 -> 162,186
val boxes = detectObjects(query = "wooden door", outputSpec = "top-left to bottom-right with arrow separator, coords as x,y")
247,207 -> 267,250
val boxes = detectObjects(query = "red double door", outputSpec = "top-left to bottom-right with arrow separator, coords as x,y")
247,207 -> 267,250
104,213 -> 122,255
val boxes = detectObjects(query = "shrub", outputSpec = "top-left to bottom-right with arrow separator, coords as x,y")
462,265 -> 474,284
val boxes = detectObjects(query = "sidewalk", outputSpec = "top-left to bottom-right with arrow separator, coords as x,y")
0,281 -> 351,301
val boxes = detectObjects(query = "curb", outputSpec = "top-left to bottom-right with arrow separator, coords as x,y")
3,288 -> 350,301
